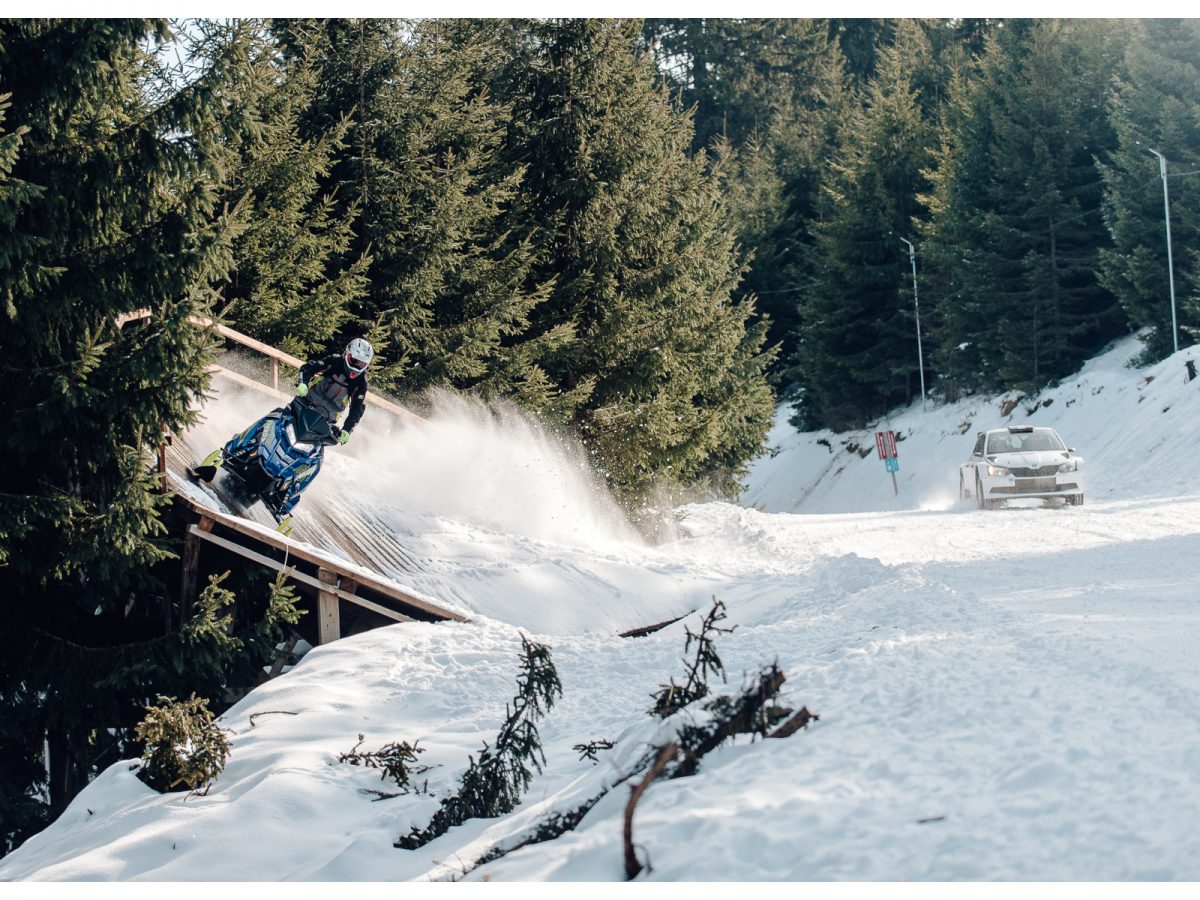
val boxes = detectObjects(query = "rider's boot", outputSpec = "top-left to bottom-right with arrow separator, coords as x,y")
190,448 -> 224,483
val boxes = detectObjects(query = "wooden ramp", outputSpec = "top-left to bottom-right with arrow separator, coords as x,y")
136,314 -> 670,649
172,485 -> 468,647
120,312 -> 469,646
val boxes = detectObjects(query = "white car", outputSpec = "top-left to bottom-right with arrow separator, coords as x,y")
960,426 -> 1084,509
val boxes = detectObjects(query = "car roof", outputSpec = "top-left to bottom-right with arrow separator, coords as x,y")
983,425 -> 1056,435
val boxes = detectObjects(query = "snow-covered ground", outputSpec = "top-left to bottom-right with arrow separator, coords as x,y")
4,335 -> 1200,883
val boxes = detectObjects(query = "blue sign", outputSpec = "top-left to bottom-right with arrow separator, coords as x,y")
885,457 -> 899,473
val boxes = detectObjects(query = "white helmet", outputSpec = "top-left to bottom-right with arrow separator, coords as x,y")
344,337 -> 373,377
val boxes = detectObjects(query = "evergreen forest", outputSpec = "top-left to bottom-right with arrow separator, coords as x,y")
2,17 -> 1199,855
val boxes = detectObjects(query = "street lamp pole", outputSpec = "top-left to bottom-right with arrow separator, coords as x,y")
1147,147 -> 1179,354
898,235 -> 926,411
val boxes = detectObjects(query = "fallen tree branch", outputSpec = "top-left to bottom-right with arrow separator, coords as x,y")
623,742 -> 678,880
768,705 -> 819,739
671,664 -> 787,779
468,664 -> 810,879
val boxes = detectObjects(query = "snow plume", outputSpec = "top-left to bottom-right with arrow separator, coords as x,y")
183,365 -> 639,549
331,388 -> 640,549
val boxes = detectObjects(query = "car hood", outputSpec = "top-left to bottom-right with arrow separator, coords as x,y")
987,450 -> 1074,467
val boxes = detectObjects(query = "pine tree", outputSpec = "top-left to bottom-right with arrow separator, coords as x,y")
643,19 -> 852,376
1100,19 -> 1200,360
496,19 -> 776,503
793,21 -> 934,430
355,19 -> 563,405
923,20 -> 1127,395
279,19 -> 561,407
0,19 -> 295,841
916,65 -> 999,396
224,23 -> 369,360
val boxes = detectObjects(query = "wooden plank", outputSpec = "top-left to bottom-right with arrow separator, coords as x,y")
318,568 -> 340,645
207,365 -> 290,402
175,500 -> 466,621
211,321 -> 304,369
208,363 -> 416,421
187,525 -> 417,625
157,427 -> 171,493
180,516 -> 215,622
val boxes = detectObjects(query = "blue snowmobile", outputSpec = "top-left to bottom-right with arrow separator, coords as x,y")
189,396 -> 341,535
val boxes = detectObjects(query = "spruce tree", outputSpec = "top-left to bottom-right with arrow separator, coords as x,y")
793,20 -> 934,430
0,19 -> 293,841
224,23 -> 369,360
917,66 -> 999,395
280,19 -> 561,406
643,19 -> 852,377
355,19 -> 562,405
496,19 -> 776,503
923,20 -> 1128,394
1100,19 -> 1200,360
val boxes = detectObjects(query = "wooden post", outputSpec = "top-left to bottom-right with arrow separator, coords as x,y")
267,633 -> 301,679
318,567 -> 340,645
180,516 -> 214,623
271,358 -> 278,392
158,427 -> 172,493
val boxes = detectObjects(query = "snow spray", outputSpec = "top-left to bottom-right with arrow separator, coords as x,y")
341,389 -> 641,548
183,353 -> 640,548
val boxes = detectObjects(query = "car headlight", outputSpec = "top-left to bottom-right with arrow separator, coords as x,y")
1058,459 -> 1077,473
986,464 -> 1009,476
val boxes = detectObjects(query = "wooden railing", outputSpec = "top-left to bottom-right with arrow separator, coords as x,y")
116,309 -> 422,422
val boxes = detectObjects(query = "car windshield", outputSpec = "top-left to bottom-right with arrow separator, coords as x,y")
987,430 -> 1066,454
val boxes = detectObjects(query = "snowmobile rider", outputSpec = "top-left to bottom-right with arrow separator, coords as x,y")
295,337 -> 374,442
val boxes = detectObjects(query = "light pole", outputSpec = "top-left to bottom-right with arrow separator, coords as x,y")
1147,147 -> 1179,354
898,235 -> 927,411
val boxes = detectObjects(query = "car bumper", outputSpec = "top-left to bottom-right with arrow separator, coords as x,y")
980,473 -> 1083,500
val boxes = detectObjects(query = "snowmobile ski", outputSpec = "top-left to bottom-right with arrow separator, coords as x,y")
188,448 -> 223,483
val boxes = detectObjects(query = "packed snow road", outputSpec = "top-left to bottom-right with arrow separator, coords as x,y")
494,493 -> 1200,880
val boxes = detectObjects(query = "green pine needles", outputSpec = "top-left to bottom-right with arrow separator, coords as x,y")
340,736 -> 431,797
134,695 -> 232,794
395,634 -> 562,850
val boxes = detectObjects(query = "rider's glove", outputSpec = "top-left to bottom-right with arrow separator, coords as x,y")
295,381 -> 309,398
338,428 -> 351,445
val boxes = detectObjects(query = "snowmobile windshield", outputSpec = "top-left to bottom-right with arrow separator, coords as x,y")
288,399 -> 333,445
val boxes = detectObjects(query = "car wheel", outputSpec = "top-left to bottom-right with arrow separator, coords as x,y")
975,472 -> 987,510
960,471 -> 970,501
1072,494 -> 1085,507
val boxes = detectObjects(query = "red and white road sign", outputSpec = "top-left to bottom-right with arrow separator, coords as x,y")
875,430 -> 898,460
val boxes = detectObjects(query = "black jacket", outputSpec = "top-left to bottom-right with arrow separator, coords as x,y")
299,353 -> 368,432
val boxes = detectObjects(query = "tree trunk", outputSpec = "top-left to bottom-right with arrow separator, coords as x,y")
47,726 -> 88,817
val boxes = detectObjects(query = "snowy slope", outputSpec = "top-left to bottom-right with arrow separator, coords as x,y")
4,335 -> 1200,882
743,335 -> 1200,514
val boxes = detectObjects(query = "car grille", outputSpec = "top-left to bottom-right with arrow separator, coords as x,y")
993,481 -> 1078,495
1008,465 -> 1061,478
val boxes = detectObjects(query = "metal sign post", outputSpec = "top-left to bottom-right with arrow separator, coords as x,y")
876,430 -> 899,496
